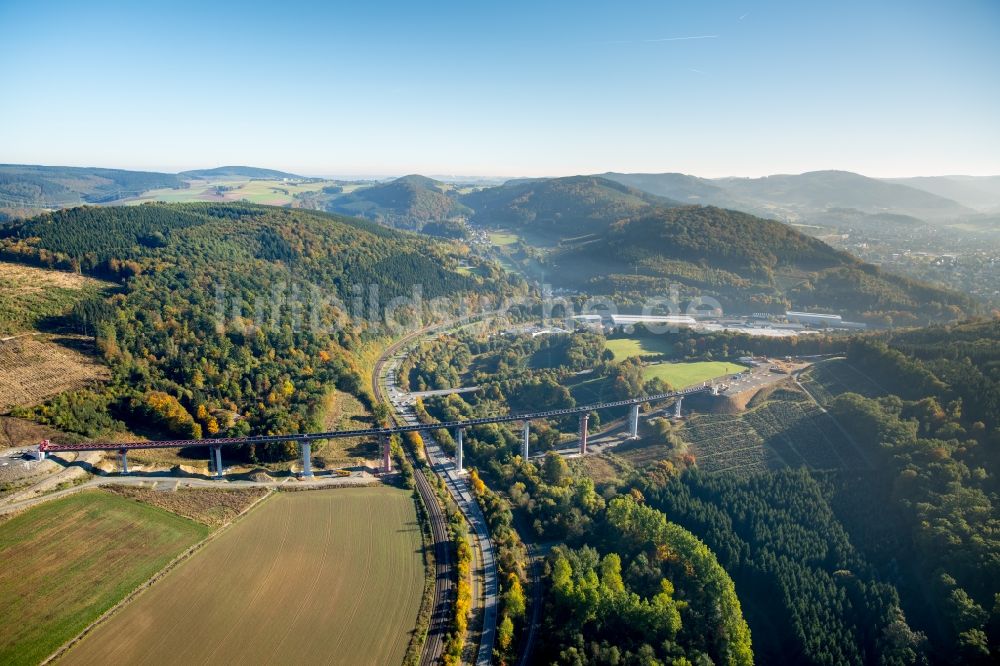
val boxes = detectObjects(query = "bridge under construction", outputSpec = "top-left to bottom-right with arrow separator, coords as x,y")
38,384 -> 715,478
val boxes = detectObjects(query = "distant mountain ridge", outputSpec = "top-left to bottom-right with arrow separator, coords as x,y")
179,166 -> 305,180
0,164 -> 186,209
601,169 -> 972,221
885,175 -> 1000,212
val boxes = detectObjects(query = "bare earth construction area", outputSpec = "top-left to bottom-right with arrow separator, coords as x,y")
61,486 -> 424,666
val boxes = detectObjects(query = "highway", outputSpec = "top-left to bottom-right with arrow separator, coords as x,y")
379,340 -> 499,666
372,330 -> 455,666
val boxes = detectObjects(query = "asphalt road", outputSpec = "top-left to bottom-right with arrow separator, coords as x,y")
383,343 -> 499,666
372,331 -> 457,666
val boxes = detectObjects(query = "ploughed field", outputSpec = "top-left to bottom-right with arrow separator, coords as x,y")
61,486 -> 424,666
0,491 -> 209,666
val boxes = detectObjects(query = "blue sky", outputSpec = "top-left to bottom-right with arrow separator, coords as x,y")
1,0 -> 997,177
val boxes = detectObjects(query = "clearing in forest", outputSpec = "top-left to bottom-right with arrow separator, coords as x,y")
62,486 -> 425,666
0,261 -> 112,335
0,336 -> 109,412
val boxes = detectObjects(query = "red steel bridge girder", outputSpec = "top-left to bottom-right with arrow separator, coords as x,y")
39,386 -> 710,453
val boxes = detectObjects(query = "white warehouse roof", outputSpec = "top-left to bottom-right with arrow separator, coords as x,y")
610,315 -> 697,326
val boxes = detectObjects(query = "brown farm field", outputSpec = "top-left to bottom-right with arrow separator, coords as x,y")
0,336 -> 109,413
0,491 -> 209,666
103,485 -> 270,526
61,486 -> 425,666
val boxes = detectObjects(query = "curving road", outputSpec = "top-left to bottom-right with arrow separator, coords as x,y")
374,321 -> 498,666
372,332 -> 455,666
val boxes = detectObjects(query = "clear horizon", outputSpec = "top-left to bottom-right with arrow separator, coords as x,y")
2,0 -> 998,178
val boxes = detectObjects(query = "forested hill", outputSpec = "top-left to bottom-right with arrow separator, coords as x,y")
602,169 -> 972,221
322,175 -> 471,230
548,205 -> 976,324
0,203 -> 512,458
821,319 -> 1000,662
179,166 -> 304,180
462,175 -> 677,241
0,164 -> 186,209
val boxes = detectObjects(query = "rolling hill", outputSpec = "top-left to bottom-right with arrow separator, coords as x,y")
602,169 -> 972,221
545,205 -> 975,323
462,175 -> 677,241
0,164 -> 186,210
885,175 -> 1000,212
0,202 -> 500,454
716,170 -> 970,219
598,172 -> 740,208
321,175 -> 471,230
179,166 -> 305,180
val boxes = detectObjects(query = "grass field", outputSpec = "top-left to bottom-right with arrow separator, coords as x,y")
0,262 -> 113,336
604,336 -> 675,360
127,178 -> 337,206
315,390 -> 376,468
488,231 -> 520,246
63,487 -> 425,666
0,491 -> 209,666
0,336 -> 110,413
642,361 -> 746,388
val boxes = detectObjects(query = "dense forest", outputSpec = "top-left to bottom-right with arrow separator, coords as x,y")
321,175 -> 471,230
400,317 -> 1000,664
547,206 -> 975,324
462,175 -> 675,240
0,203 -> 517,459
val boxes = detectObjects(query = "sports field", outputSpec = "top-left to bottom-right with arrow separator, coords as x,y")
62,486 -> 425,666
0,491 -> 209,666
488,231 -> 519,246
604,336 -> 675,360
642,360 -> 746,387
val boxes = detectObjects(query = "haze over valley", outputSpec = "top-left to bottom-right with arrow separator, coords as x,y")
1,2 -> 998,666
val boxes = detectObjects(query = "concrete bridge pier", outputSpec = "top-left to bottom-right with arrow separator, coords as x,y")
521,420 -> 530,459
300,441 -> 312,478
455,427 -> 464,471
628,404 -> 640,439
674,397 -> 684,419
381,434 -> 392,473
579,413 -> 589,455
119,448 -> 128,475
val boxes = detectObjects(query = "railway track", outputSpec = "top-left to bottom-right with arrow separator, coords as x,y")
372,327 -> 454,666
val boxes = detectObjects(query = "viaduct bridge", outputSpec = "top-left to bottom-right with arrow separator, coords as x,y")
37,385 -> 715,477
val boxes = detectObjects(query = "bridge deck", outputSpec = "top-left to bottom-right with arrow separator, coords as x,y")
40,386 -> 709,453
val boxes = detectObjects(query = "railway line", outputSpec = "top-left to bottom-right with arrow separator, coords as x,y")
372,327 -> 454,666
377,326 -> 499,666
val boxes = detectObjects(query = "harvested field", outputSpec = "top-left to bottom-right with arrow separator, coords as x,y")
0,491 -> 208,666
103,486 -> 270,526
0,336 -> 109,412
62,486 -> 425,666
